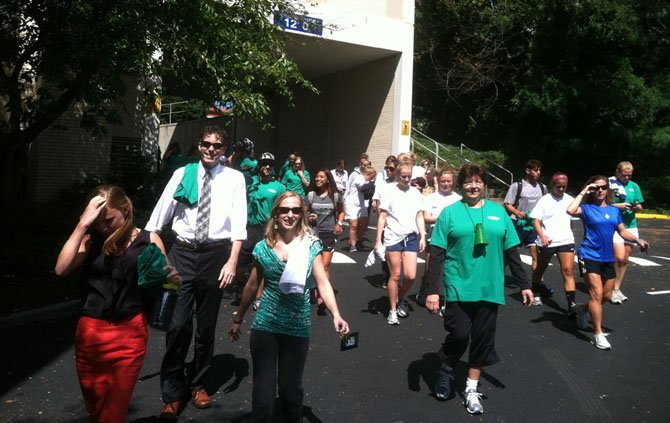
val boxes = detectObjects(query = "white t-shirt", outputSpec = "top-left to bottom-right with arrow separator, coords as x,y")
423,191 -> 462,218
372,179 -> 396,202
529,193 -> 575,247
379,185 -> 424,246
344,172 -> 370,208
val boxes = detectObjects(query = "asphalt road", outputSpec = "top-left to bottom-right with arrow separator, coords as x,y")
1,218 -> 669,422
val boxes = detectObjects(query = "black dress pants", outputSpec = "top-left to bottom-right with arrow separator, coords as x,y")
160,244 -> 230,402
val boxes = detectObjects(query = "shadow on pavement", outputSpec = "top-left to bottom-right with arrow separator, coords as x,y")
0,312 -> 78,396
205,353 -> 249,394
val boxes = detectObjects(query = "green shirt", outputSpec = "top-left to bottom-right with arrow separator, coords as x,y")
247,179 -> 286,226
431,200 -> 519,305
238,157 -> 258,185
281,168 -> 310,198
251,237 -> 323,337
611,180 -> 644,228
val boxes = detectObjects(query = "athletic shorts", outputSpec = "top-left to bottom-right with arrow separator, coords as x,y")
514,225 -> 538,248
386,232 -> 419,253
613,227 -> 638,245
578,257 -> 616,280
345,202 -> 368,220
538,243 -> 575,257
317,231 -> 336,253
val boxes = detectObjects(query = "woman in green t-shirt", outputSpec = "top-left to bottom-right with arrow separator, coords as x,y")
425,164 -> 533,415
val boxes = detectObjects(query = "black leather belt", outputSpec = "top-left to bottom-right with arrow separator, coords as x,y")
175,239 -> 230,252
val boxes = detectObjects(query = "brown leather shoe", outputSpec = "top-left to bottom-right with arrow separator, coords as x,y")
158,401 -> 180,421
191,388 -> 212,409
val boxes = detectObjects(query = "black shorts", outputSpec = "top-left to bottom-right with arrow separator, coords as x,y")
578,257 -> 616,280
317,231 -> 337,253
538,243 -> 575,257
238,225 -> 266,268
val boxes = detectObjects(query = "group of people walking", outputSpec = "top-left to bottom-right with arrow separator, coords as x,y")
55,125 -> 650,421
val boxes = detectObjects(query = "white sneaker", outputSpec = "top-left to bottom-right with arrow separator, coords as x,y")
575,304 -> 591,330
610,289 -> 623,304
463,389 -> 484,414
592,333 -> 612,350
532,296 -> 543,306
387,310 -> 399,325
618,289 -> 628,301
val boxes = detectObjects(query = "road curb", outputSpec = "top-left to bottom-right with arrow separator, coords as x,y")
0,299 -> 79,331
637,213 -> 670,220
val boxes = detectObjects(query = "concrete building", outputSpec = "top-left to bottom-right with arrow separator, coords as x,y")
161,0 -> 415,173
28,0 -> 415,202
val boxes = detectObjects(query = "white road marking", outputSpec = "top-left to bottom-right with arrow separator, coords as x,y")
650,255 -> 670,261
647,290 -> 670,296
520,254 -> 533,266
628,257 -> 661,266
331,252 -> 357,264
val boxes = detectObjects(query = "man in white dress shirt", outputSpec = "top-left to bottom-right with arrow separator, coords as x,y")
146,126 -> 247,419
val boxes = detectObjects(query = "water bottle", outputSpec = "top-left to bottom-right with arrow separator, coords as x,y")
150,288 -> 179,331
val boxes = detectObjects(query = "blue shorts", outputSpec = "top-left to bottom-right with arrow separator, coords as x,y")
514,225 -> 538,248
386,232 -> 419,253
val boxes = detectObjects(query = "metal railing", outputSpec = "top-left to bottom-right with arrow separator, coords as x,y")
410,128 -> 514,189
459,143 -> 514,187
159,101 -> 189,124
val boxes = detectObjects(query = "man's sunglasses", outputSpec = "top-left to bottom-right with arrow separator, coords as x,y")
200,141 -> 224,150
278,207 -> 302,215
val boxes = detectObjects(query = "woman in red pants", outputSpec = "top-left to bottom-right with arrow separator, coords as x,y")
55,185 -> 179,422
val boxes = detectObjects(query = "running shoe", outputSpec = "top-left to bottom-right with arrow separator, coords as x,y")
610,289 -> 623,304
463,388 -> 484,415
387,310 -> 399,325
252,298 -> 261,311
591,333 -> 612,350
396,299 -> 411,318
434,365 -> 453,400
348,245 -> 358,253
618,290 -> 628,301
566,302 -> 577,316
531,296 -> 543,306
575,304 -> 590,330
537,284 -> 555,298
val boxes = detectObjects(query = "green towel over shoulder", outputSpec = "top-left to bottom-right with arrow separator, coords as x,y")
137,243 -> 170,288
173,162 -> 200,206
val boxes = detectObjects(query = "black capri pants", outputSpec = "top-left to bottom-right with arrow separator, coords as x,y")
440,301 -> 501,368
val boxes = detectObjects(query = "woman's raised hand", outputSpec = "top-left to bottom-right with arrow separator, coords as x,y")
79,195 -> 106,227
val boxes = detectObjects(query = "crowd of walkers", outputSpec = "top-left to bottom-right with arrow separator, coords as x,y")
55,125 -> 650,421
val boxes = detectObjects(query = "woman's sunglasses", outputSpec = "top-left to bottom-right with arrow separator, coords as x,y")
278,207 -> 302,215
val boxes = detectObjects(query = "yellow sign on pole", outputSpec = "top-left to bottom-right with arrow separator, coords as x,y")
401,120 -> 410,136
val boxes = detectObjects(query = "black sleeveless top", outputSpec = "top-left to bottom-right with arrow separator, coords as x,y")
79,230 -> 152,322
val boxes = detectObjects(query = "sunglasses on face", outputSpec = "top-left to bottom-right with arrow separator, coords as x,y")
278,207 -> 302,215
591,185 -> 608,191
200,141 -> 224,150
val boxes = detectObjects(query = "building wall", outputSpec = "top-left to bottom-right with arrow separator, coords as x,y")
27,76 -> 151,203
27,109 -> 112,202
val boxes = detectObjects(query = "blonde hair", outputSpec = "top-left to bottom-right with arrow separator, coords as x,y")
361,166 -> 377,179
90,185 -> 135,256
397,152 -> 416,166
617,161 -> 634,172
264,191 -> 312,247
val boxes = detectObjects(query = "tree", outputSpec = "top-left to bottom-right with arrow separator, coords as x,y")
414,0 -> 670,205
0,0 -> 311,200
